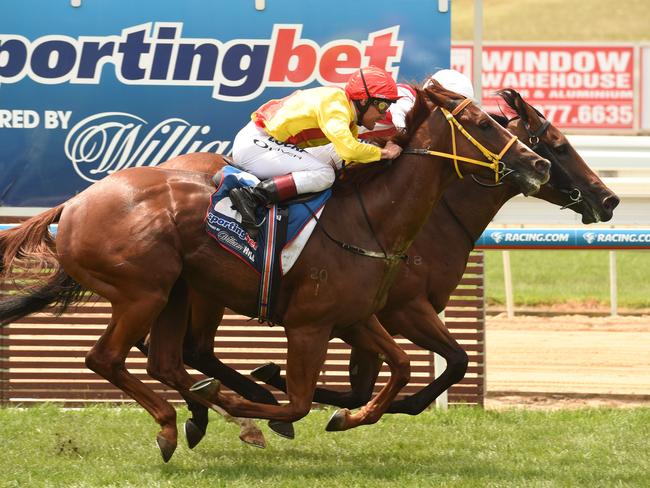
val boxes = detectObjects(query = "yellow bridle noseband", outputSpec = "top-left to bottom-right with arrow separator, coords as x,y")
407,98 -> 519,183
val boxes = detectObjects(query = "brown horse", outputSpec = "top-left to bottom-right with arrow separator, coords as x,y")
250,87 -> 620,413
0,83 -> 549,462
150,88 -> 618,447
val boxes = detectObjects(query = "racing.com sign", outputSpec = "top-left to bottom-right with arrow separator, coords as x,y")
477,228 -> 650,249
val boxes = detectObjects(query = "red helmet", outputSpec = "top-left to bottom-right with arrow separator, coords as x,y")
345,66 -> 399,101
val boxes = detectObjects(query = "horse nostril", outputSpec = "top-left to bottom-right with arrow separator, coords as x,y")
602,194 -> 620,212
534,158 -> 551,175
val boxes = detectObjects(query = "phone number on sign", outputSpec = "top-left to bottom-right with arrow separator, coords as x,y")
540,104 -> 634,127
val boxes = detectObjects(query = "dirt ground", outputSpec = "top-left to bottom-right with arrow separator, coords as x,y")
483,312 -> 650,410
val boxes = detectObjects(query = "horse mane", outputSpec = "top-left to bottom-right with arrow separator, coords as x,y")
391,85 -> 433,147
489,111 -> 510,128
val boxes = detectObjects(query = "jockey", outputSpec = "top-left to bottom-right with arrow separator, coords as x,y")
304,69 -> 476,169
359,68 -> 476,139
229,66 -> 403,238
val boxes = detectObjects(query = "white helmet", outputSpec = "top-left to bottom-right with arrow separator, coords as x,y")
426,69 -> 475,99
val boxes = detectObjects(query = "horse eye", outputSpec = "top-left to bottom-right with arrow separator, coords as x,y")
554,144 -> 568,154
479,120 -> 491,130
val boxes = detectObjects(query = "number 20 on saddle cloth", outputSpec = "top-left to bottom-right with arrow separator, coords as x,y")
205,166 -> 331,322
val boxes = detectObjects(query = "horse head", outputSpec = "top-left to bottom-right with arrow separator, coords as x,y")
402,80 -> 551,196
497,88 -> 620,223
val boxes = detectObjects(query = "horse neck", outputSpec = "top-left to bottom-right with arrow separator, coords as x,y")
404,177 -> 520,311
433,178 -> 520,246
361,115 -> 459,255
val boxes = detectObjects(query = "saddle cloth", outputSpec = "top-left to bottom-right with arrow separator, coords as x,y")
205,166 -> 331,276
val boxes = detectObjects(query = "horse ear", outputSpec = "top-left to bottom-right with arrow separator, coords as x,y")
512,91 -> 542,127
511,90 -> 531,124
423,80 -> 453,109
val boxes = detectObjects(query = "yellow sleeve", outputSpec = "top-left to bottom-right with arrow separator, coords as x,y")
317,93 -> 382,164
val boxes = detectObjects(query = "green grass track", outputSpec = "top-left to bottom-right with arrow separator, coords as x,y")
484,250 -> 650,308
1,404 -> 649,487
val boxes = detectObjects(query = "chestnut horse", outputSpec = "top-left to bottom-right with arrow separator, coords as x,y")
251,88 -> 621,414
151,88 -> 618,447
0,83 -> 549,462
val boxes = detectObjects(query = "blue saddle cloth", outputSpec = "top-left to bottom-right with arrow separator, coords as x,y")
205,166 -> 331,274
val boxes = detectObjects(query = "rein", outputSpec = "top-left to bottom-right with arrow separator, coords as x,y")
403,98 -> 518,184
303,201 -> 408,263
301,97 -> 519,264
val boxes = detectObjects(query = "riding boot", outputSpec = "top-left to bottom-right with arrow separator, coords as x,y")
229,174 -> 298,239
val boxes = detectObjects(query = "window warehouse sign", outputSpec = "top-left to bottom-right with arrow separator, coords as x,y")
452,43 -> 637,130
0,0 -> 450,207
476,228 -> 650,249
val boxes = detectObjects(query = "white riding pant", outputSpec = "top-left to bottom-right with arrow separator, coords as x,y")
231,121 -> 337,194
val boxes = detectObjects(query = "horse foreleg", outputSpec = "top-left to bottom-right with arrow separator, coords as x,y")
182,292 -> 285,443
135,335 -> 210,448
382,300 -> 468,415
183,338 -> 269,448
252,344 -> 382,409
185,350 -> 290,441
140,334 -> 268,450
191,323 -> 332,424
326,315 -> 410,431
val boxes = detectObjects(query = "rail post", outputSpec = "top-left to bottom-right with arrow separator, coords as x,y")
503,250 -> 515,318
609,250 -> 618,316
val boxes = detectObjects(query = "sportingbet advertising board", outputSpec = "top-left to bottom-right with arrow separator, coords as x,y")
0,0 -> 450,207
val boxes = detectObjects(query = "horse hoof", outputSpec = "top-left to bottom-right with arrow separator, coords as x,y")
184,419 -> 206,450
156,434 -> 177,463
189,377 -> 221,400
240,429 -> 267,449
250,362 -> 281,382
268,420 -> 295,439
325,409 -> 350,432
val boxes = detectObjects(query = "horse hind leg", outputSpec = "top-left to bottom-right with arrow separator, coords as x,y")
144,280 -> 270,451
84,296 -> 180,462
137,296 -> 270,450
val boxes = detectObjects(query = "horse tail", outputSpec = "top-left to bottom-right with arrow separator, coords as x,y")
0,205 -> 86,325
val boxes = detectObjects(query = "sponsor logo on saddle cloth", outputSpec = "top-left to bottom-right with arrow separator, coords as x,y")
205,166 -> 330,275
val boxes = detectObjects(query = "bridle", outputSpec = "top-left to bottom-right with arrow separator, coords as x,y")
308,97 -> 520,263
403,98 -> 518,185
522,117 -> 584,210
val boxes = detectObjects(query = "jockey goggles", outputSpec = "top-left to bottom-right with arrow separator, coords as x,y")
359,68 -> 394,114
371,98 -> 392,114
